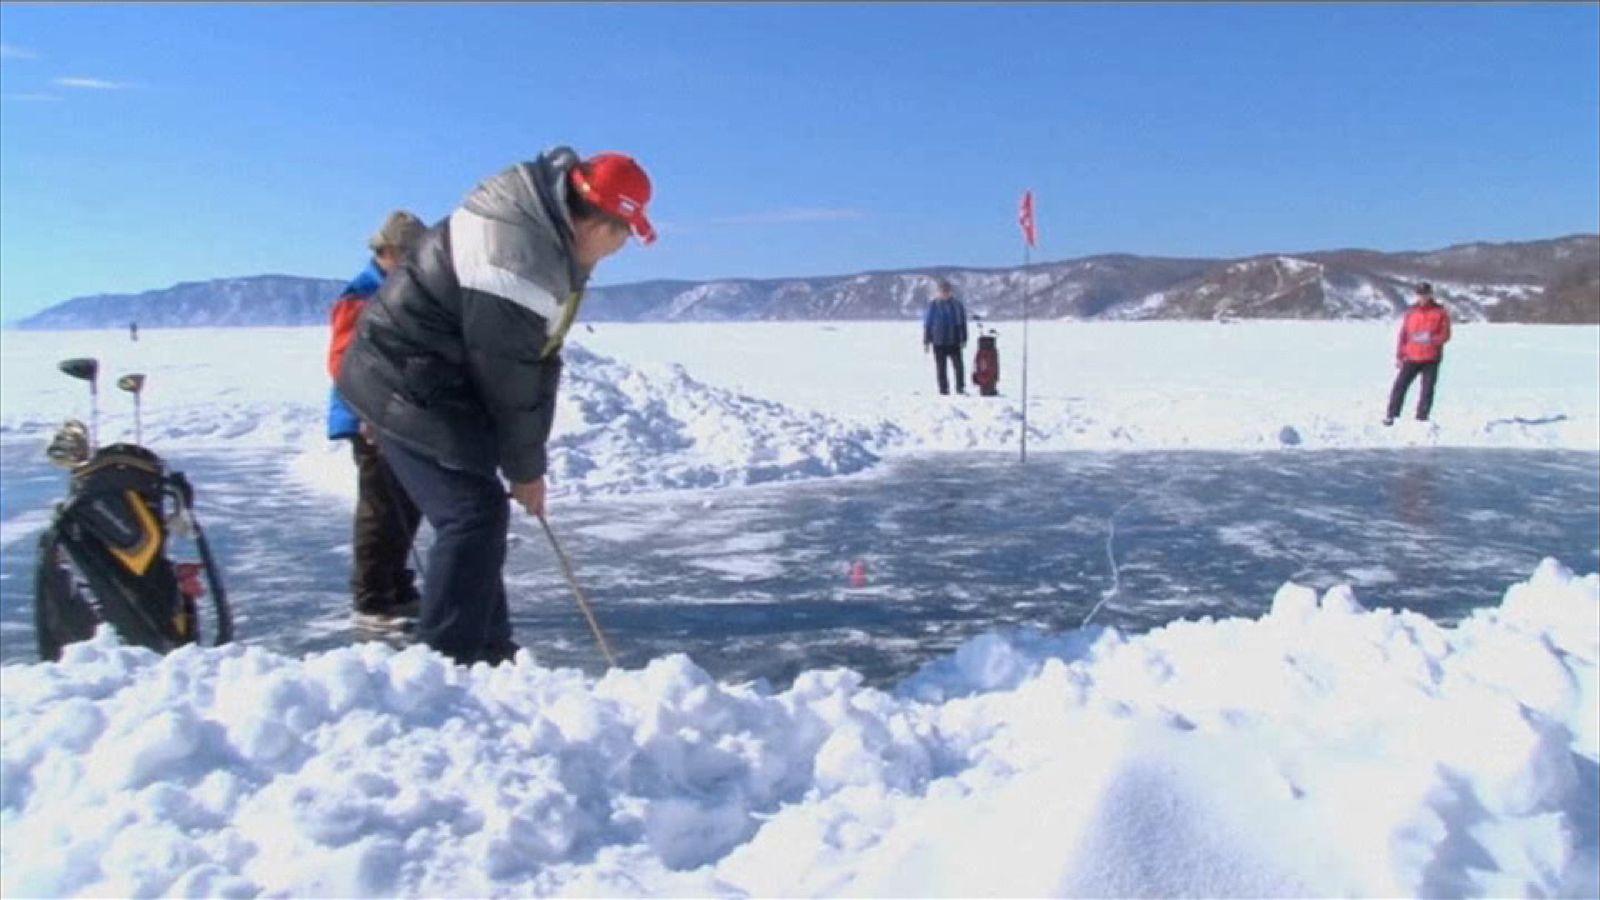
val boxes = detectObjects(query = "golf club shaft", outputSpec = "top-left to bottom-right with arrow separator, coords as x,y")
537,514 -> 617,668
117,375 -> 147,446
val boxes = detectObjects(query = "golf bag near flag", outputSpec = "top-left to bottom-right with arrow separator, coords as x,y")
34,361 -> 233,661
972,316 -> 1000,397
974,333 -> 1000,396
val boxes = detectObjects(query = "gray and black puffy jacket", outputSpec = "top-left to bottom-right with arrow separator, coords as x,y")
337,146 -> 592,483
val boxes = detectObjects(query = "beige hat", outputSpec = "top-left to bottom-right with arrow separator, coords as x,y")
368,210 -> 426,253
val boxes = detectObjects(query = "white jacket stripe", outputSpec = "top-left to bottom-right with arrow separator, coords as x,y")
450,208 -> 564,321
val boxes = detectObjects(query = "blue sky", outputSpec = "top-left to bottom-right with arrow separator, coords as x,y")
1,3 -> 1596,321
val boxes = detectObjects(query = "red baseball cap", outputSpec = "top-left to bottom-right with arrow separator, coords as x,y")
569,153 -> 657,245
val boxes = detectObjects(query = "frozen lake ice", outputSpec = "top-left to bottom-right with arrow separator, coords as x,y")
4,441 -> 1595,686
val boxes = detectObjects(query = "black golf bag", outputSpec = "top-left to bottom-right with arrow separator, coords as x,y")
973,334 -> 1000,396
34,442 -> 233,661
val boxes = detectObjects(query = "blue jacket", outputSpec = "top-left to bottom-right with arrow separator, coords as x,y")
326,260 -> 387,440
923,297 -> 968,348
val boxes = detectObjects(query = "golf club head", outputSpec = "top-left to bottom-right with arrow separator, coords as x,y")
45,419 -> 91,468
116,373 -> 146,394
58,358 -> 99,383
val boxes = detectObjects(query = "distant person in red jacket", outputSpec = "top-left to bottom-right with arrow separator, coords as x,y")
1385,282 -> 1452,425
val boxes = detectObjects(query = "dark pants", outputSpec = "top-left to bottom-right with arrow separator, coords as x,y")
933,345 -> 965,395
377,437 -> 517,665
351,434 -> 422,614
1387,359 -> 1442,421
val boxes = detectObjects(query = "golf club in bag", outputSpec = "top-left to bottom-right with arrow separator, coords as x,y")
34,366 -> 234,661
57,357 -> 99,450
117,372 -> 146,445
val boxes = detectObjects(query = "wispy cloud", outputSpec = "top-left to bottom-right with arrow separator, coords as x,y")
53,76 -> 140,91
1,92 -> 61,102
706,208 -> 867,226
0,43 -> 39,61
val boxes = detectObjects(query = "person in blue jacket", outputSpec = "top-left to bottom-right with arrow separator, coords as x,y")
326,211 -> 426,630
923,278 -> 969,395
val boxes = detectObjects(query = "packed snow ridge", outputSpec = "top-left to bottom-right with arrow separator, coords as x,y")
1,323 -> 1596,504
2,559 -> 1595,897
543,347 -> 888,494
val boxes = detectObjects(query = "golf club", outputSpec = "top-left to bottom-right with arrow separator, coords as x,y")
57,358 -> 100,451
537,513 -> 618,668
45,419 -> 91,469
116,373 -> 146,445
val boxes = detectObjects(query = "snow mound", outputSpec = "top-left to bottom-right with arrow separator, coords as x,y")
0,329 -> 886,499
546,346 -> 889,494
288,344 -> 888,503
3,559 -> 1595,897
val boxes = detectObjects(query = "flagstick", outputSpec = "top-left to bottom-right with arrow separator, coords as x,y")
1016,188 -> 1036,465
1021,244 -> 1030,465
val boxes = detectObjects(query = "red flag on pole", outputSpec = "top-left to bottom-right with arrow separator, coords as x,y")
1018,190 -> 1037,248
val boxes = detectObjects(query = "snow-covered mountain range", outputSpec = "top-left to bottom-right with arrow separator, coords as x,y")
13,234 -> 1596,329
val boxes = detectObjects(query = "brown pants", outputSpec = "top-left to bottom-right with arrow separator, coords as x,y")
350,434 -> 423,614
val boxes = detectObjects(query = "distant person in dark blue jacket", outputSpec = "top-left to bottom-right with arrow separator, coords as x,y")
923,278 -> 968,395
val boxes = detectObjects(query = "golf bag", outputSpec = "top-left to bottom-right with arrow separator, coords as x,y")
973,334 -> 1000,396
34,442 -> 233,661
